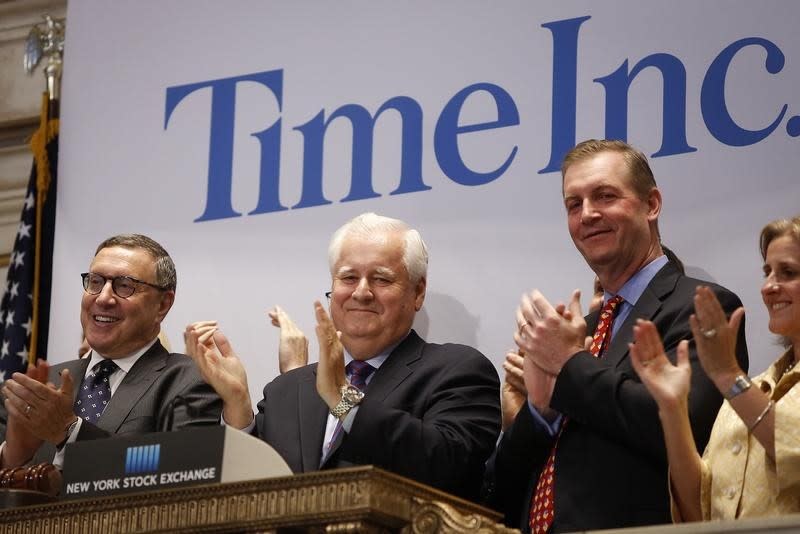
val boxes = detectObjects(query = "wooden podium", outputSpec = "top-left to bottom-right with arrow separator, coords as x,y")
0,466 -> 516,533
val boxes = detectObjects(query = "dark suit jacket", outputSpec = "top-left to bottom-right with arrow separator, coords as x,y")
255,330 -> 501,501
486,262 -> 749,532
2,341 -> 222,464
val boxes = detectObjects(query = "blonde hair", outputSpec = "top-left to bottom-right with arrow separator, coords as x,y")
561,139 -> 657,200
760,215 -> 800,260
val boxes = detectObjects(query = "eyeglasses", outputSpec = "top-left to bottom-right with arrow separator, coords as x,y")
325,291 -> 332,300
81,272 -> 167,299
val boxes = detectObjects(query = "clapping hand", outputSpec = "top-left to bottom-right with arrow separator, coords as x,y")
268,306 -> 309,373
629,320 -> 691,410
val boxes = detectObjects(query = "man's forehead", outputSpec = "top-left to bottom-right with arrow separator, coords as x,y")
336,264 -> 398,275
91,246 -> 155,272
340,231 -> 403,256
563,177 -> 626,197
563,160 -> 634,197
334,234 -> 407,278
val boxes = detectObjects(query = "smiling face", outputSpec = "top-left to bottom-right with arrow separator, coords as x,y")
329,230 -> 425,360
80,246 -> 174,358
761,234 -> 800,345
563,150 -> 662,292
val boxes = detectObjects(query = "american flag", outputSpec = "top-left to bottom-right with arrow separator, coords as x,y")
0,98 -> 58,380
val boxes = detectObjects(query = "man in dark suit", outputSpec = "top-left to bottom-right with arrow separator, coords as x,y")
0,234 -> 222,468
187,213 -> 501,501
485,140 -> 748,532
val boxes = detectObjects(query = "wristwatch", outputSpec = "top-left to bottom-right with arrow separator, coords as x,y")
57,417 -> 80,450
724,375 -> 752,400
330,384 -> 364,419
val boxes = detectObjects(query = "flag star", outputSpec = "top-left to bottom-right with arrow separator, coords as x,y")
1,341 -> 8,357
22,317 -> 32,336
5,311 -> 14,327
10,282 -> 19,299
17,346 -> 28,364
23,193 -> 34,211
13,251 -> 24,268
17,222 -> 31,239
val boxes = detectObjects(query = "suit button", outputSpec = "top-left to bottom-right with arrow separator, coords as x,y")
730,442 -> 742,455
726,487 -> 737,499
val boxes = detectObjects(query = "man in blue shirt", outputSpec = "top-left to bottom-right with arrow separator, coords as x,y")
486,140 -> 749,532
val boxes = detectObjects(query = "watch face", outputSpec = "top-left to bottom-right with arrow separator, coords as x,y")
342,385 -> 364,404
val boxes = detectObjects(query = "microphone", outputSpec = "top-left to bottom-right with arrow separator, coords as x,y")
163,395 -> 197,431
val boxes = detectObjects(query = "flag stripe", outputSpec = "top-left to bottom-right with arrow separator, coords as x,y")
0,94 -> 58,379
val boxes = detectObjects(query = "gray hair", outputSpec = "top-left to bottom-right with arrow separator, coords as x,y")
328,213 -> 428,284
95,234 -> 177,291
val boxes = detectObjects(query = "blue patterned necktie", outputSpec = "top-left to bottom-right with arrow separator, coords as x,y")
74,359 -> 118,424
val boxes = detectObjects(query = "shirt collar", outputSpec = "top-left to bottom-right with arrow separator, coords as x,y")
758,348 -> 799,396
343,330 -> 410,371
86,336 -> 159,375
607,255 -> 669,306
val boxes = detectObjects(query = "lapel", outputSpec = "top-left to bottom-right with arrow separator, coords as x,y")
96,341 -> 167,433
360,330 -> 423,402
54,358 -> 91,405
319,330 -> 424,467
298,365 -> 329,471
601,262 -> 681,369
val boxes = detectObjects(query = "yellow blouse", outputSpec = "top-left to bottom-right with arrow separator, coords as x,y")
698,349 -> 800,519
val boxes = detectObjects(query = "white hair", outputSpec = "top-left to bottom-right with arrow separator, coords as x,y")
328,212 -> 428,283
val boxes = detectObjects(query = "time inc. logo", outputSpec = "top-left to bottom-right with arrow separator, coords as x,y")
165,15 -> 798,222
125,444 -> 161,474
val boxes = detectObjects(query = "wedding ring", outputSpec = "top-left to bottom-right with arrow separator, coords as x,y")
641,360 -> 651,367
702,328 -> 717,339
25,404 -> 31,415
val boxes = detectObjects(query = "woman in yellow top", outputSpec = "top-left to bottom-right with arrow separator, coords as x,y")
630,216 -> 800,521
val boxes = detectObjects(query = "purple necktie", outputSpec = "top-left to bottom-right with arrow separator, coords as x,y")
325,360 -> 375,454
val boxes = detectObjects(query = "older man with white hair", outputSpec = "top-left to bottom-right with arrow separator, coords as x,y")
187,212 -> 501,501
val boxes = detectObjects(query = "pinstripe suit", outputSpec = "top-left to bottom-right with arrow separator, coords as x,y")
28,340 -> 222,463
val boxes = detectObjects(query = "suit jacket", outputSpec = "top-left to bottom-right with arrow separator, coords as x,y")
255,330 -> 501,501
4,341 -> 223,464
486,262 -> 749,532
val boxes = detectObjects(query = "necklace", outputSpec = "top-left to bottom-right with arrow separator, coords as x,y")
784,359 -> 798,377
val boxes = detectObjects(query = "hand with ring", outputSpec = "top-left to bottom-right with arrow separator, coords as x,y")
689,286 -> 745,388
514,289 -> 587,375
0,359 -> 51,468
701,327 -> 717,339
